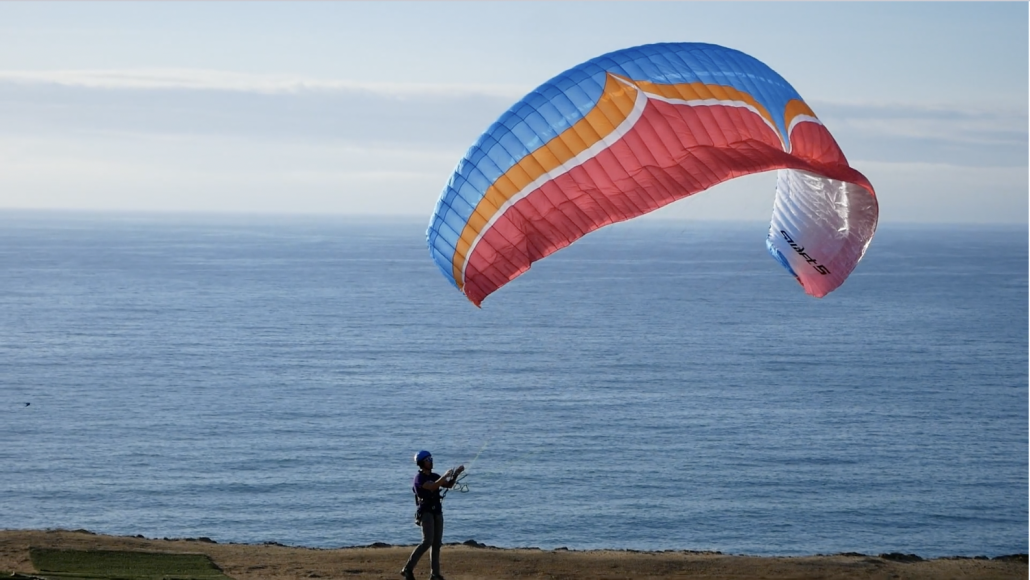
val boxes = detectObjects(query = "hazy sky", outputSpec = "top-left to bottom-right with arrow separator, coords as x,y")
1,2 -> 1026,223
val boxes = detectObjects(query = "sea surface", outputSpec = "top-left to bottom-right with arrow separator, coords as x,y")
1,211 -> 1026,557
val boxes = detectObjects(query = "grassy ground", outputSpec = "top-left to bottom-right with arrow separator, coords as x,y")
26,547 -> 230,580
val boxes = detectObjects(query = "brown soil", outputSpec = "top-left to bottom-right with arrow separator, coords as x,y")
1,529 -> 1025,580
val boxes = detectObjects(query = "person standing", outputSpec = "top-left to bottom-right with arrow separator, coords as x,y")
401,450 -> 463,580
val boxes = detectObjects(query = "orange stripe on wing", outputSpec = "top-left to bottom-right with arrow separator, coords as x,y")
784,99 -> 818,127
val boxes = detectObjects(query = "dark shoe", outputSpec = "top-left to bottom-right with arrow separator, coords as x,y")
430,575 -> 447,580
400,569 -> 416,580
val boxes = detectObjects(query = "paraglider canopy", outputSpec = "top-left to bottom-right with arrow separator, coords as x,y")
426,42 -> 878,306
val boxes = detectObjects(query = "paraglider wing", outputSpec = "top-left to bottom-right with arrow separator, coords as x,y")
427,43 -> 878,306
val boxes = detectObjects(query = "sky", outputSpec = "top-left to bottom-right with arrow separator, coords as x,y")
0,2 -> 1026,224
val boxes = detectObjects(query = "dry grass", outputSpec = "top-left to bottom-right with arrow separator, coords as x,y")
1,529 -> 1025,580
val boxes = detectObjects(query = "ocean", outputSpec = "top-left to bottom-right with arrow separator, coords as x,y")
1,211 -> 1026,557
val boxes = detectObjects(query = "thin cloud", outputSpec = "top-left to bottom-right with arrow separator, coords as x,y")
0,77 -> 517,148
812,99 -> 1027,146
808,100 -> 1027,168
0,68 -> 531,98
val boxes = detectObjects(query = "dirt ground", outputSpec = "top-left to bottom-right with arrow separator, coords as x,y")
1,529 -> 1025,580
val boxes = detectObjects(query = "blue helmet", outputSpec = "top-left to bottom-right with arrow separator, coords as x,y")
414,450 -> 432,465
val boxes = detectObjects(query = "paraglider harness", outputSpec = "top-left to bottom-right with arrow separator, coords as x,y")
412,490 -> 428,527
412,468 -> 468,527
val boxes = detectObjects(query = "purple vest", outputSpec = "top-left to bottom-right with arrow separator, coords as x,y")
413,471 -> 442,512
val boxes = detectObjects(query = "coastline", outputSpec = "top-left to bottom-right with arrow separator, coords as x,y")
1,529 -> 1026,580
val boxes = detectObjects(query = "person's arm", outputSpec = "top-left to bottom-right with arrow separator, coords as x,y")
421,465 -> 464,491
438,465 -> 465,489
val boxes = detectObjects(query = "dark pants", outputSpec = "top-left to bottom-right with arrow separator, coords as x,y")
404,510 -> 443,576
